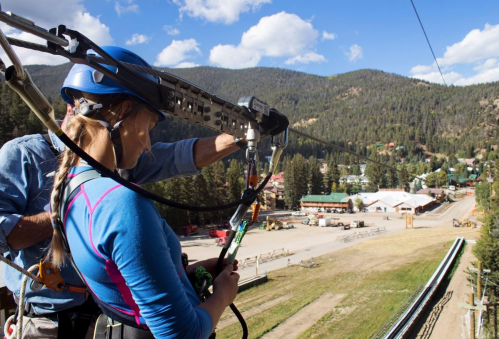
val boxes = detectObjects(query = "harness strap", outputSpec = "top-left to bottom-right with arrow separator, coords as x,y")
58,170 -> 148,330
94,314 -> 154,339
60,169 -> 102,220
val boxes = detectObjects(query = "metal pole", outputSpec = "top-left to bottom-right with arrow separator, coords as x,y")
478,262 -> 482,302
470,292 -> 476,339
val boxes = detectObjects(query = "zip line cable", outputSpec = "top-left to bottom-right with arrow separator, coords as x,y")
410,0 -> 447,86
289,128 -> 428,182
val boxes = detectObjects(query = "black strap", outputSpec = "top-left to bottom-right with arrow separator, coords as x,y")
94,314 -> 154,339
72,296 -> 101,339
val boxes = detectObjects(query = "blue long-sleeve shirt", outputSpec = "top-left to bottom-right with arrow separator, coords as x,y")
65,166 -> 212,338
0,134 -> 200,314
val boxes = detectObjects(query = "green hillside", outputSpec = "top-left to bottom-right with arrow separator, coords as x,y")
3,64 -> 499,161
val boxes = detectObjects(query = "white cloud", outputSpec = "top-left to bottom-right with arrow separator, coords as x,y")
322,31 -> 337,41
410,23 -> 499,86
154,39 -> 201,67
163,25 -> 180,36
0,0 -> 113,66
126,34 -> 150,45
410,64 -> 434,75
114,1 -> 139,16
410,70 -> 463,85
175,62 -> 200,68
347,44 -> 363,62
438,24 -> 499,66
173,0 -> 272,24
285,52 -> 326,65
209,12 -> 325,68
210,44 -> 261,68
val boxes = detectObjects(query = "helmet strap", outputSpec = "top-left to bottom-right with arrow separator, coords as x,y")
71,93 -> 145,167
104,103 -> 145,167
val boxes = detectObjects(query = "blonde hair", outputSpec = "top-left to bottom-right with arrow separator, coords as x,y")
48,93 -> 127,268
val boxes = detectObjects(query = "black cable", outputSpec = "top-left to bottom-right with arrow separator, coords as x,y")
57,132 -> 272,211
289,128 -> 427,182
409,0 -> 447,86
230,304 -> 248,339
215,228 -> 247,339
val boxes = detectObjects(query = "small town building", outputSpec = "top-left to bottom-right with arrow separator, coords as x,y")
300,193 -> 352,211
349,191 -> 436,214
416,188 -> 445,203
339,175 -> 369,185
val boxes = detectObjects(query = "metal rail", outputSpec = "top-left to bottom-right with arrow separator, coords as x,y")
380,236 -> 465,339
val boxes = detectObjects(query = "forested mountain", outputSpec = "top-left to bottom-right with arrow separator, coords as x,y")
2,64 -> 499,163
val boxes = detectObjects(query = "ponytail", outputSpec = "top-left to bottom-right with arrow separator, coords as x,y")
47,119 -> 86,268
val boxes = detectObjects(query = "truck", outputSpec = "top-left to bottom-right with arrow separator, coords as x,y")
209,228 -> 231,238
319,218 -> 332,227
308,218 -> 319,226
182,225 -> 199,236
349,220 -> 365,228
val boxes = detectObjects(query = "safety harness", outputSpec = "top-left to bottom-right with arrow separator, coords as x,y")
56,169 -> 214,339
56,169 -> 151,332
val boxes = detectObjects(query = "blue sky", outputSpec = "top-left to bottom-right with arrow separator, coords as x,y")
1,0 -> 499,85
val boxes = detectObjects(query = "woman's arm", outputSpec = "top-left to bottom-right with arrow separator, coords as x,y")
96,189 -> 237,338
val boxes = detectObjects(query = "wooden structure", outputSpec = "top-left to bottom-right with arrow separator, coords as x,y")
300,193 -> 352,211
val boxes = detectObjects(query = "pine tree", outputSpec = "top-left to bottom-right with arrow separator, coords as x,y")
365,159 -> 386,192
308,156 -> 323,194
386,158 -> 398,188
284,154 -> 308,209
330,162 -> 340,185
398,164 -> 410,192
323,168 -> 333,195
227,160 -> 244,203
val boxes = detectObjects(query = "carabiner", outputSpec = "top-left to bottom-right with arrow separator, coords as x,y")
269,128 -> 289,174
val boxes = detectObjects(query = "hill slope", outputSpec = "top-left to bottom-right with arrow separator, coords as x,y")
21,64 -> 499,160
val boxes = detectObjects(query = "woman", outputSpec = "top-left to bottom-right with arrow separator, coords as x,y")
48,46 -> 239,338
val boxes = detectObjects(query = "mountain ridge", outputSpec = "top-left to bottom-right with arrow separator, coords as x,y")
16,63 -> 499,161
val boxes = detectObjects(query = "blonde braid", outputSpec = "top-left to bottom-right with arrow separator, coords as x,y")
47,118 -> 86,268
47,94 -> 129,267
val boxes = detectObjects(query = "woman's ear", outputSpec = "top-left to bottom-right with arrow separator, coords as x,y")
117,100 -> 133,121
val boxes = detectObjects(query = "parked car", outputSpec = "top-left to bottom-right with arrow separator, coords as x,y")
448,185 -> 456,191
292,211 -> 307,216
345,209 -> 353,214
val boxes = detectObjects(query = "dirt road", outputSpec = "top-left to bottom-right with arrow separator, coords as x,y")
181,195 -> 478,281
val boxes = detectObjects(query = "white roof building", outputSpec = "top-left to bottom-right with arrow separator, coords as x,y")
349,191 -> 435,214
340,175 -> 369,184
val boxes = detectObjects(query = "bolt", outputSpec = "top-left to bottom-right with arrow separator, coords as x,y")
45,269 -> 52,275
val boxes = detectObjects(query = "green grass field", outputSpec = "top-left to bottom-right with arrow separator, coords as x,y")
216,229 -> 465,339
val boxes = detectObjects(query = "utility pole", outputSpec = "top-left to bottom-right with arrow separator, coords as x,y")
460,262 -> 491,339
477,262 -> 482,302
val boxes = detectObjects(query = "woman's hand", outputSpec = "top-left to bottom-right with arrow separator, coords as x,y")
212,264 -> 240,307
187,257 -> 238,278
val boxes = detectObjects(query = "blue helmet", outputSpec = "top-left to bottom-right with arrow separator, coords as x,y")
60,46 -> 165,121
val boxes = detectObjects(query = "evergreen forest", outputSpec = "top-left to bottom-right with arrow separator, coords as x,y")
2,64 -> 499,230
